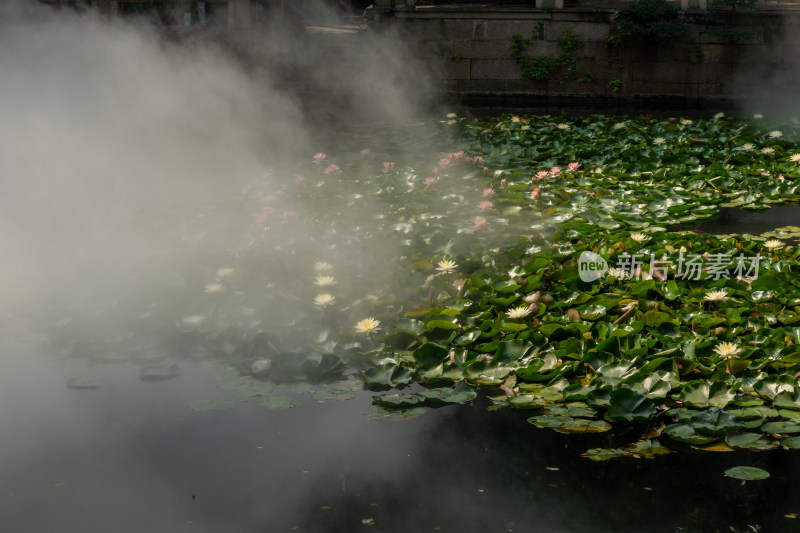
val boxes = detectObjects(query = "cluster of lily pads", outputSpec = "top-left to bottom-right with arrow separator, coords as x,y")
340,113 -> 800,457
54,111 -> 800,461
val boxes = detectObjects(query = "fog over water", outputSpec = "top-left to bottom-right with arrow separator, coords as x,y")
5,4 -> 800,533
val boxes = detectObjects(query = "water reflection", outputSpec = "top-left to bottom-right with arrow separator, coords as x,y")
2,341 -> 798,533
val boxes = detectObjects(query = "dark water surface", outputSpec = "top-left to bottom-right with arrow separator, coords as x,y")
2,336 -> 799,533
672,205 -> 800,236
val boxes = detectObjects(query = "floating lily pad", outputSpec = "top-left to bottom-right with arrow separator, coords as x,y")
188,399 -> 235,412
724,466 -> 770,480
312,389 -> 356,402
139,364 -> 180,382
260,396 -> 297,410
67,377 -> 106,390
761,421 -> 800,435
365,405 -> 427,420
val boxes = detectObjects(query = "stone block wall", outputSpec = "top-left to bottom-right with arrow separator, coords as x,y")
381,4 -> 800,108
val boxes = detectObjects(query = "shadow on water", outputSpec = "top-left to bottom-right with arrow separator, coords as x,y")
1,341 -> 798,533
670,205 -> 800,236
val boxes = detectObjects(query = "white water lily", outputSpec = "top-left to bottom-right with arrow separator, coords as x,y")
653,137 -> 666,145
506,305 -> 532,319
630,232 -> 649,243
703,289 -> 728,302
314,275 -> 336,287
789,153 -> 800,162
753,113 -> 763,119
613,122 -> 626,130
436,259 -> 458,274
355,317 -> 381,333
680,118 -> 692,126
216,267 -> 234,277
314,293 -> 335,307
769,130 -> 783,138
764,239 -> 783,250
313,261 -> 334,272
713,342 -> 741,359
714,112 -> 724,119
556,123 -> 570,130
761,147 -> 775,155
606,267 -> 627,279
204,282 -> 224,294
742,143 -> 754,151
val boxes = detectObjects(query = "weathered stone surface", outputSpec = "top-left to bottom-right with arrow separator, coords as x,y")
386,6 -> 798,105
484,20 -> 546,41
450,40 -> 514,60
471,59 -> 525,80
545,21 -> 609,43
414,59 -> 472,80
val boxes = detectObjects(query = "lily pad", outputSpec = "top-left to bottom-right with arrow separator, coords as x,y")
724,466 -> 770,481
139,364 -> 180,382
188,399 -> 235,412
67,377 -> 106,390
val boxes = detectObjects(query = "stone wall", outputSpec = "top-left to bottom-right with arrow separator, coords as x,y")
374,4 -> 800,109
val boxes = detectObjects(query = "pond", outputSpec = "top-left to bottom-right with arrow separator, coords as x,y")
3,110 -> 800,533
3,339 -> 800,533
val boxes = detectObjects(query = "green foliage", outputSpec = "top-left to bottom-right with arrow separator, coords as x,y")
609,78 -> 623,93
512,34 -> 550,81
512,27 -> 585,82
612,0 -> 688,43
704,0 -> 762,43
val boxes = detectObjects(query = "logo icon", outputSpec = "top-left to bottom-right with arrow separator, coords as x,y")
578,251 -> 608,282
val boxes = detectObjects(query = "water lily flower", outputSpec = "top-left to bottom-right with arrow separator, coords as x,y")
216,267 -> 234,277
789,153 -> 800,162
473,217 -> 487,229
568,162 -> 581,171
383,162 -> 395,170
534,170 -> 549,180
445,112 -> 457,119
680,119 -> 693,126
764,239 -> 783,250
742,143 -> 754,151
714,112 -> 724,119
313,152 -> 326,163
531,188 -> 541,198
511,116 -> 521,123
506,305 -> 532,319
424,177 -> 436,187
355,317 -> 381,333
653,137 -> 666,145
761,147 -> 774,155
473,155 -> 485,165
630,232 -> 648,243
313,261 -> 334,272
703,289 -> 728,302
360,148 -> 371,156
556,123 -> 570,130
550,167 -> 562,176
753,113 -> 763,119
769,130 -> 783,138
481,188 -> 495,197
713,342 -> 741,359
324,164 -> 340,175
613,122 -> 626,130
606,267 -> 626,279
314,293 -> 335,307
204,282 -> 224,294
436,259 -> 458,274
478,201 -> 493,211
315,275 -> 336,287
